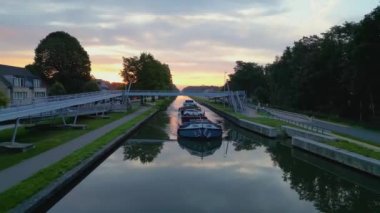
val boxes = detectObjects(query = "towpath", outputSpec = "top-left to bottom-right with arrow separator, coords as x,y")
0,106 -> 151,193
251,105 -> 380,144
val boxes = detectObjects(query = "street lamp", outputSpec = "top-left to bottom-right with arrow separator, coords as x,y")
223,71 -> 227,107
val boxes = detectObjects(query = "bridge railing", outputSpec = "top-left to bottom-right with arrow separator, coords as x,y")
0,89 -> 240,115
0,90 -> 122,114
123,90 -> 232,97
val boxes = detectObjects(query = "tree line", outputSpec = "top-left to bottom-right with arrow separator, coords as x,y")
182,86 -> 220,92
227,6 -> 380,123
25,32 -> 174,96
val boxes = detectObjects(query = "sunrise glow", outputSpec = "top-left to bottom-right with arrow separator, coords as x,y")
1,0 -> 378,87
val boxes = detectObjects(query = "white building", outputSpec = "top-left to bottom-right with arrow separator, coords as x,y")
0,64 -> 47,106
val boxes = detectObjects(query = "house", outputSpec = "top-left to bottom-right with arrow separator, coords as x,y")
0,64 -> 47,106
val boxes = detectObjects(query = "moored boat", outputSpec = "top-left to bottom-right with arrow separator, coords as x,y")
177,119 -> 223,139
178,99 -> 201,115
180,108 -> 206,123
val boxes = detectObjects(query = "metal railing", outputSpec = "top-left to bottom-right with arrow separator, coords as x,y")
0,91 -> 122,122
0,89 -> 243,122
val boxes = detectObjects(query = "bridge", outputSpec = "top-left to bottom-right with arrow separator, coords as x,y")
0,89 -> 245,149
0,90 -> 245,123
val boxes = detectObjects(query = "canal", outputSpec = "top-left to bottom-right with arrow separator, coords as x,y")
49,96 -> 379,212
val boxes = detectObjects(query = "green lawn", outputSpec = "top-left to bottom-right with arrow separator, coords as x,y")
195,98 -> 287,128
0,109 -> 136,171
332,132 -> 380,148
0,108 -> 156,212
327,140 -> 380,160
197,98 -> 380,164
244,117 -> 287,128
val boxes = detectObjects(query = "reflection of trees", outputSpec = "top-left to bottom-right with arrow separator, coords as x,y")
124,112 -> 168,164
267,145 -> 380,212
131,113 -> 170,140
226,126 -> 267,151
225,122 -> 380,211
123,143 -> 163,164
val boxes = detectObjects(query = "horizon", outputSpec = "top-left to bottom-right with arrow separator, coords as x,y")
0,1 -> 378,87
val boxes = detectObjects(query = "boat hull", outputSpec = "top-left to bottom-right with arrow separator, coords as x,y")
177,124 -> 222,139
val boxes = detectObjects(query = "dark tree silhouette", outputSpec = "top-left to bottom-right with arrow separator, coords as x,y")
229,6 -> 380,124
28,31 -> 92,93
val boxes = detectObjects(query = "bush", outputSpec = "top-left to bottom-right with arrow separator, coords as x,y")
82,80 -> 100,92
0,90 -> 8,107
49,82 -> 66,96
155,98 -> 174,111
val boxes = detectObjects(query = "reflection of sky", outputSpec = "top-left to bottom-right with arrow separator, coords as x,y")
50,141 -> 316,212
166,96 -> 230,139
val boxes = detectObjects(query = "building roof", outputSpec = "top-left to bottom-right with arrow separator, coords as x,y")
0,64 -> 36,77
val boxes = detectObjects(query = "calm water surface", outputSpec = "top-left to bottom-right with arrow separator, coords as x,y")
50,96 -> 380,212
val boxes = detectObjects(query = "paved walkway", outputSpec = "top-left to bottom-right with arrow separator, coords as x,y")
250,106 -> 380,144
0,106 -> 151,193
243,106 -> 259,117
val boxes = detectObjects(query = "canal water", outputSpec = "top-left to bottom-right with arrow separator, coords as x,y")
49,96 -> 380,212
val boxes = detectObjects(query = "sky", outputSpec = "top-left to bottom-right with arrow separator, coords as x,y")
0,0 -> 379,88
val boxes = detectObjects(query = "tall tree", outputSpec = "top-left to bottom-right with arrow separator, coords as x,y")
351,7 -> 380,121
120,53 -> 174,91
28,31 -> 92,93
231,5 -> 380,123
228,61 -> 268,103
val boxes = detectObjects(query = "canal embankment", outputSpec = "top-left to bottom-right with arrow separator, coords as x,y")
0,105 -> 139,171
199,101 -> 281,138
196,98 -> 380,177
292,136 -> 380,177
0,100 -> 171,212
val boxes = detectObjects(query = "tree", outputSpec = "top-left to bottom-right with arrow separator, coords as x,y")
351,6 -> 380,121
49,81 -> 67,96
228,61 -> 268,103
82,80 -> 100,92
29,31 -> 92,93
0,91 -> 8,107
120,53 -> 174,91
230,5 -> 380,124
120,56 -> 139,86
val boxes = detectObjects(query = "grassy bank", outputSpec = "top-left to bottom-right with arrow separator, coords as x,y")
196,98 -> 287,128
326,140 -> 380,160
0,108 -> 156,212
0,109 -> 137,171
198,98 -> 380,161
332,132 -> 380,148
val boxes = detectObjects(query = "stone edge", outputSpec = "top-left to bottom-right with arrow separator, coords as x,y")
199,101 -> 278,138
11,109 -> 159,212
292,136 -> 380,177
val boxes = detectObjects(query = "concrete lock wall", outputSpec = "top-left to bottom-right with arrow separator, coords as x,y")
283,125 -> 337,142
200,102 -> 278,138
292,136 -> 380,177
239,119 -> 279,138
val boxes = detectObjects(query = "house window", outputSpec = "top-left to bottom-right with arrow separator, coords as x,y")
33,79 -> 41,88
34,92 -> 45,97
13,92 -> 27,100
13,78 -> 25,87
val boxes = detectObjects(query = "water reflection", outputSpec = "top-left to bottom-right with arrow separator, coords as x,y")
178,139 -> 222,159
266,143 -> 380,212
132,112 -> 170,140
49,96 -> 380,213
123,142 -> 163,164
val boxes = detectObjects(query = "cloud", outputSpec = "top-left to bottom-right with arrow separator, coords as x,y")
0,0 -> 378,85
